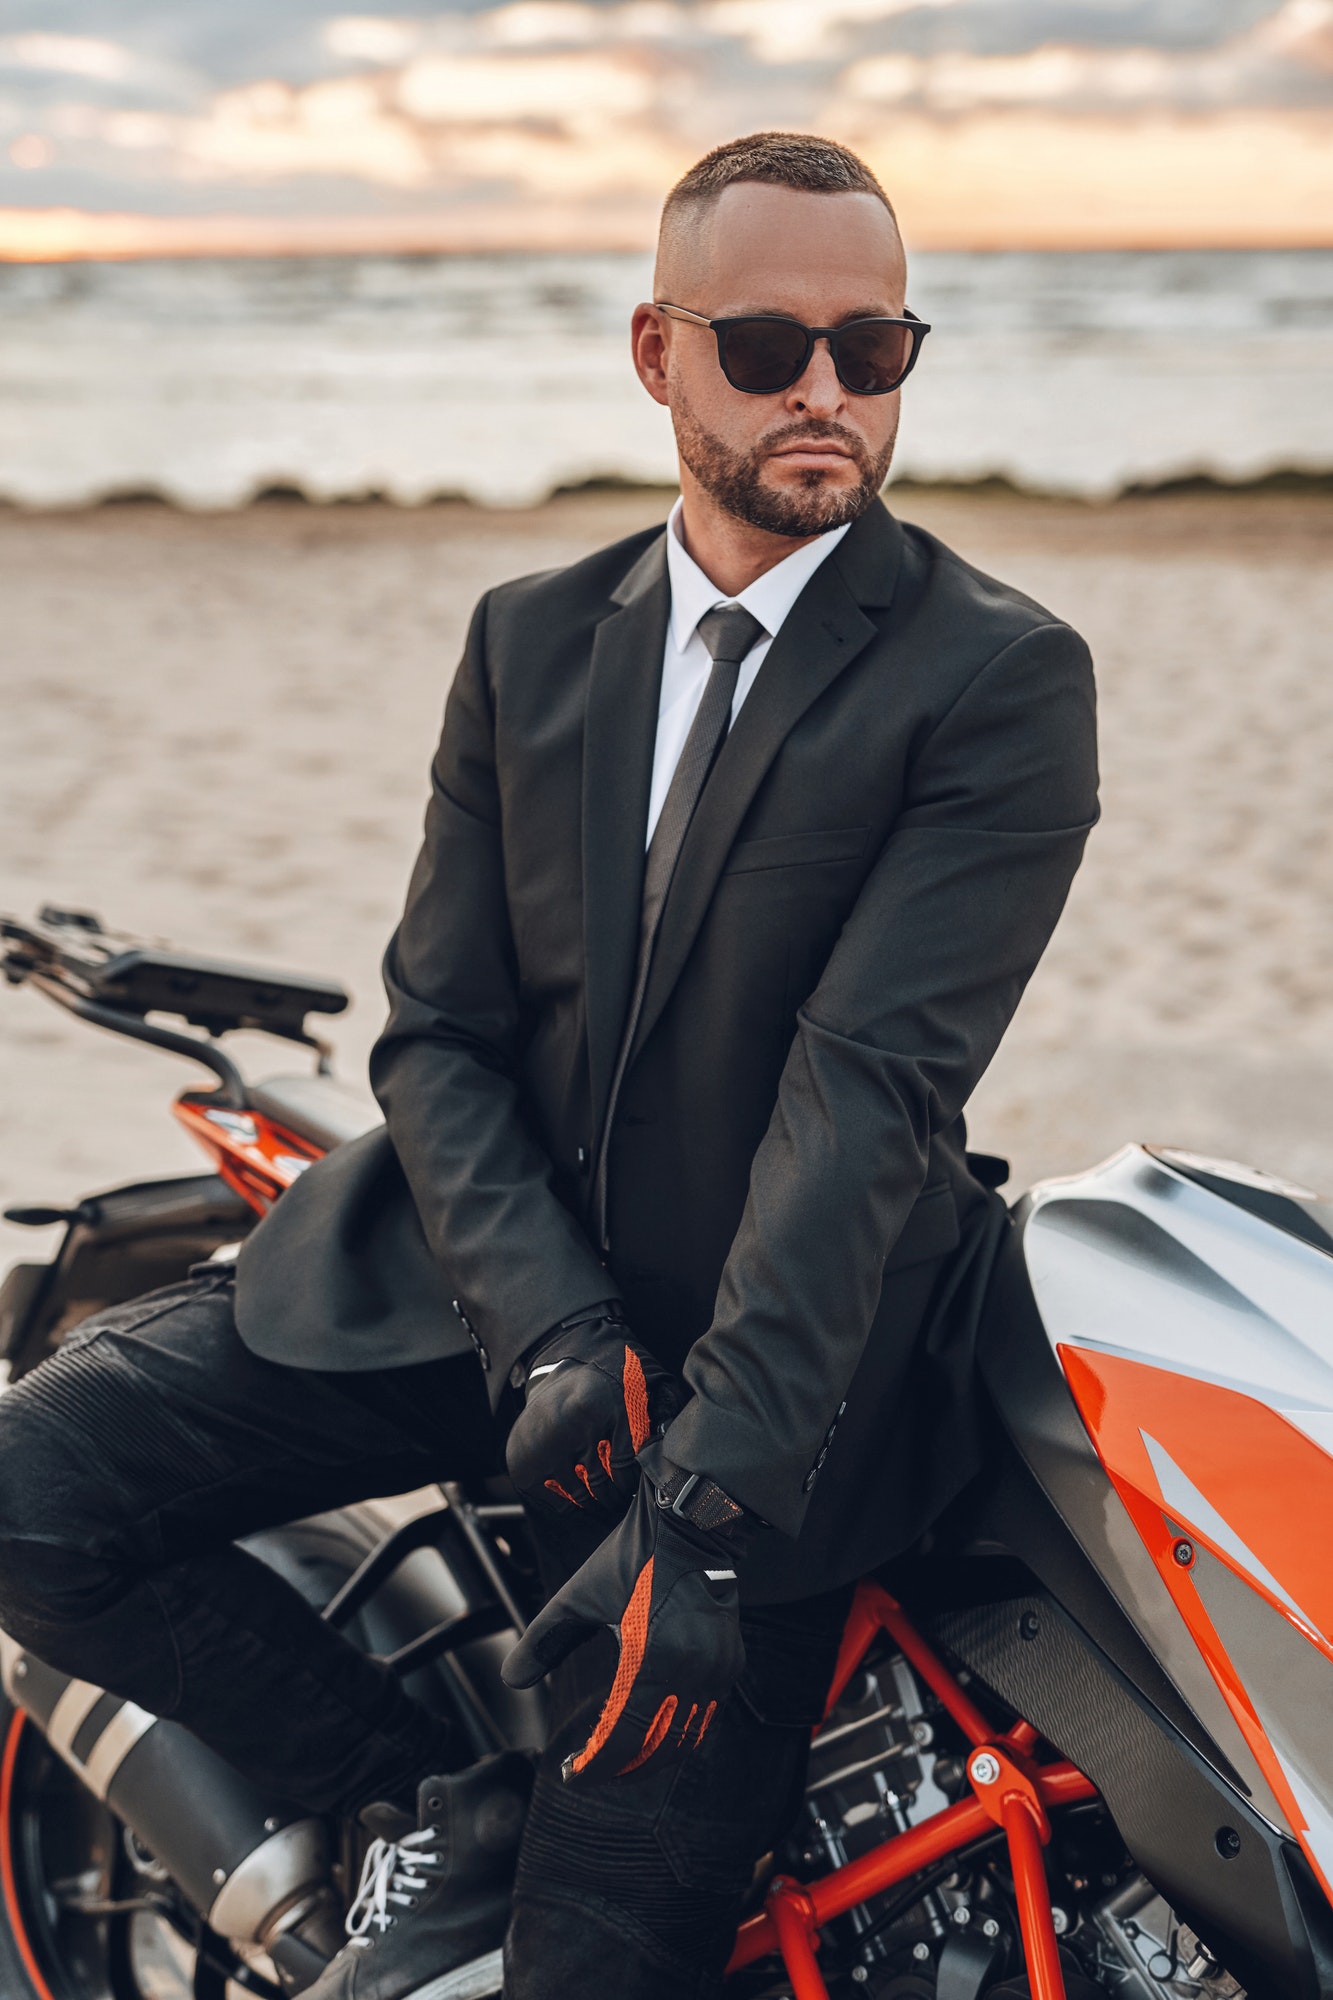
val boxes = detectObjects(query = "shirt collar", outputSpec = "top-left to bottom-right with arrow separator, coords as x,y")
665,496 -> 851,654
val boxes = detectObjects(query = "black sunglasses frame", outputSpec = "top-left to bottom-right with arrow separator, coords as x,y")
653,302 -> 931,396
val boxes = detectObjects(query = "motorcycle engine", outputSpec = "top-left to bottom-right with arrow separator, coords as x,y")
738,1639 -> 1247,2000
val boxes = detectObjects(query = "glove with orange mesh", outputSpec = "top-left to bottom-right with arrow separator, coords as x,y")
505,1304 -> 681,1524
501,1451 -> 751,1785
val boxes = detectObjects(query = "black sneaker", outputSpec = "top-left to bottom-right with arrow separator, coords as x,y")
302,1753 -> 534,2000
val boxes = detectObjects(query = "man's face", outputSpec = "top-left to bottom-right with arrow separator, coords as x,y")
638,183 -> 909,538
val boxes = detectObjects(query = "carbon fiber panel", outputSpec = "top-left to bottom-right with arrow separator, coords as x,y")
927,1591 -> 1326,1999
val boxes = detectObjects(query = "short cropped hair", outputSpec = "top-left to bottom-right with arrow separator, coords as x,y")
662,132 -> 895,225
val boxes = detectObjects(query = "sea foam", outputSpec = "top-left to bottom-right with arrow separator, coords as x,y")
1,247 -> 1330,509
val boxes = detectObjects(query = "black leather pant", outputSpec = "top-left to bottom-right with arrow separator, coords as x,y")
0,1270 -> 851,1997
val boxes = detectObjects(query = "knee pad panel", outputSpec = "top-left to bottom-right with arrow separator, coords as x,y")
515,1767 -> 748,1978
0,1332 -> 207,1550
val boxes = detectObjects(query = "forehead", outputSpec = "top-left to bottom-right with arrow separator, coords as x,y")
700,184 -> 906,319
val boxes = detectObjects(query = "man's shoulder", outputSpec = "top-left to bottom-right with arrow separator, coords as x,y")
483,520 -> 665,636
892,515 -> 1081,660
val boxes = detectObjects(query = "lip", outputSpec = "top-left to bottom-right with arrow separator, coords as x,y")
769,442 -> 855,467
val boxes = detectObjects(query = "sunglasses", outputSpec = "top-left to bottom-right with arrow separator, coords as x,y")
654,301 -> 930,396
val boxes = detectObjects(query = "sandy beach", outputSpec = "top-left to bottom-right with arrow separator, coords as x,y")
3,485 -> 1333,1275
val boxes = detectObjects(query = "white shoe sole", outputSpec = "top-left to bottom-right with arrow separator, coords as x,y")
403,1948 -> 504,2000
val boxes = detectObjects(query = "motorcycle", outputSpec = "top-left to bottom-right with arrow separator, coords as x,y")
3,905 -> 1333,2000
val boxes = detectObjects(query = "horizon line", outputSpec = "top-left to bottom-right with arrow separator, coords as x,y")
4,211 -> 1333,264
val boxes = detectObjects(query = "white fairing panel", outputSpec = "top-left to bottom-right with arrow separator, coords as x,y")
1022,1145 -> 1333,1455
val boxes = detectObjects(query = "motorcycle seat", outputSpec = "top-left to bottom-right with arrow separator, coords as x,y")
248,1073 -> 381,1154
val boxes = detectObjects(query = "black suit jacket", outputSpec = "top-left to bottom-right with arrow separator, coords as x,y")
236,500 -> 1098,1593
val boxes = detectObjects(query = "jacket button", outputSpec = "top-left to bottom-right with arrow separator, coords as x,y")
472,1333 -> 491,1371
451,1297 -> 475,1335
802,1468 -> 818,1494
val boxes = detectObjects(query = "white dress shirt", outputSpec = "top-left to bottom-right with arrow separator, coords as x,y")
646,498 -> 851,847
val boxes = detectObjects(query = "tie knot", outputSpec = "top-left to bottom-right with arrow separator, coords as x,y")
697,604 -> 766,669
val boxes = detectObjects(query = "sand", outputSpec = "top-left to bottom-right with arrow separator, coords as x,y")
3,486 -> 1333,1279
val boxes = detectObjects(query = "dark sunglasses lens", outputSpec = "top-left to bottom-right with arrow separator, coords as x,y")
719,318 -> 809,392
832,321 -> 914,393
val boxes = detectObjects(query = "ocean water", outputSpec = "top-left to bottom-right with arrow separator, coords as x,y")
1,248 -> 1330,509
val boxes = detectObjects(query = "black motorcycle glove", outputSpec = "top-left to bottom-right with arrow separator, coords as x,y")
505,1303 -> 681,1523
501,1452 -> 751,1784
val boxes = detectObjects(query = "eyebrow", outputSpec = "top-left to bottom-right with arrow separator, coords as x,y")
725,304 -> 898,326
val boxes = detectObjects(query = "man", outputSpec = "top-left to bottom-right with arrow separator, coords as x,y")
0,133 -> 1097,1999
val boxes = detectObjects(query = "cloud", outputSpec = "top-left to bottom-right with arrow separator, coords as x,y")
1260,0 -> 1333,64
699,0 -> 960,64
321,2 -> 692,64
323,17 -> 424,66
55,31 -> 675,195
0,28 -> 200,115
485,4 -> 605,45
396,49 -> 656,121
0,33 -> 136,82
1,1 -> 1330,246
837,0 -> 1333,110
93,76 -> 432,187
843,45 -> 1162,108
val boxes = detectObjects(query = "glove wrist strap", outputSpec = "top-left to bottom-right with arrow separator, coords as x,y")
652,1460 -> 747,1537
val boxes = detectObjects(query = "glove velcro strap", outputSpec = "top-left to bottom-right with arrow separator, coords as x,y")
656,1468 -> 745,1536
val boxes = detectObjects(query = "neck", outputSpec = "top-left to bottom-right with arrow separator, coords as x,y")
675,468 -> 824,598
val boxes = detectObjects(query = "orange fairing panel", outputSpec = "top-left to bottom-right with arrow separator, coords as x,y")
1060,1342 -> 1333,1898
1060,1347 -> 1333,1643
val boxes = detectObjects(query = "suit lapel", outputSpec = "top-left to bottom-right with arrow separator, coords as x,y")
582,532 -> 670,1140
629,501 -> 904,1062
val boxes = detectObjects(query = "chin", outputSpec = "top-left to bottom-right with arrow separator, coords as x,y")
768,466 -> 857,497
757,468 -> 865,526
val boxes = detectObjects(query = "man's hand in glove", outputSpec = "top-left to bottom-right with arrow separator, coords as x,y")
505,1303 -> 680,1523
501,1452 -> 750,1784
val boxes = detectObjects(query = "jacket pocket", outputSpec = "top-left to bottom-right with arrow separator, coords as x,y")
721,826 -> 869,875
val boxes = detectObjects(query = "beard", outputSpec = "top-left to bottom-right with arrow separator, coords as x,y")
672,394 -> 898,538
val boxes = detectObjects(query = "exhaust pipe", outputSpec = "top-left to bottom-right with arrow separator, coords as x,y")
0,1629 -> 333,1953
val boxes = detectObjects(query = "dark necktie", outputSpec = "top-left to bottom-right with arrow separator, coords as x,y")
593,602 -> 767,1247
640,604 -> 767,945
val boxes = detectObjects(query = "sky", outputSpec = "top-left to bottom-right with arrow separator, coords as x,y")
1,0 -> 1332,257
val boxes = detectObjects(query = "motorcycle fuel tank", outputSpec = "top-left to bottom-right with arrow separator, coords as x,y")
1020,1144 -> 1333,1910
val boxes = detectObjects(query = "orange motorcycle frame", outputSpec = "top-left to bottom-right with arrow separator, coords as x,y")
726,1581 -> 1098,2000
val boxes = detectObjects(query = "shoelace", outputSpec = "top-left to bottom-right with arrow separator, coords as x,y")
344,1826 -> 444,1945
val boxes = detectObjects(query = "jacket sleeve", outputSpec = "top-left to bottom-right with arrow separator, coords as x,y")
661,620 -> 1099,1536
369,594 -> 617,1390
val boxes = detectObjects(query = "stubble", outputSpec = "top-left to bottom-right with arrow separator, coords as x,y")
672,394 -> 898,537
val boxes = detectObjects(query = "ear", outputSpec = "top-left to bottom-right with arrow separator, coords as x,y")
631,304 -> 671,408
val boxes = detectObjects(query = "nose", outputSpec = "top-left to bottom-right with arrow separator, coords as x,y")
784,337 -> 845,418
